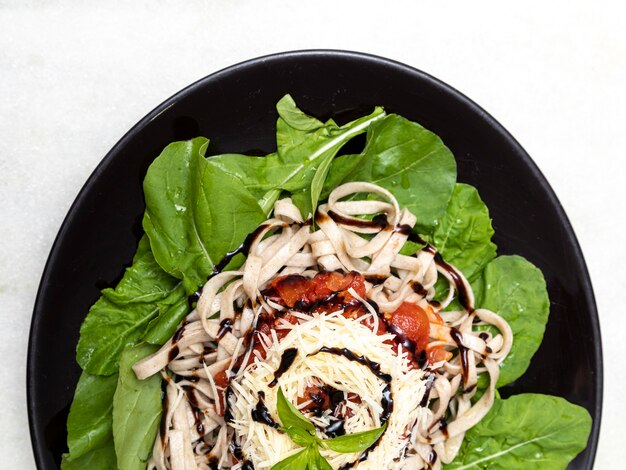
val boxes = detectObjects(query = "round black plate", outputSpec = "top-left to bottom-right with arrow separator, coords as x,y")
27,50 -> 602,469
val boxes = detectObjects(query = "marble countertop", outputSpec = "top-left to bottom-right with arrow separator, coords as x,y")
1,0 -> 624,468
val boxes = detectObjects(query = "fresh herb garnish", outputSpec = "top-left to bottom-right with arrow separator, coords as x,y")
272,387 -> 386,469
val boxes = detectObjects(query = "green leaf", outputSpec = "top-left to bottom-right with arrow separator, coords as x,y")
61,372 -> 118,469
276,94 -> 325,131
283,426 -> 319,447
143,296 -> 189,345
323,422 -> 387,453
276,387 -> 315,433
430,183 -> 496,281
112,343 -> 163,470
61,441 -> 117,470
444,394 -> 592,470
208,96 -> 385,218
77,236 -> 186,375
339,114 -> 456,233
480,256 -> 550,386
142,137 -> 267,293
270,448 -> 310,470
309,447 -> 333,470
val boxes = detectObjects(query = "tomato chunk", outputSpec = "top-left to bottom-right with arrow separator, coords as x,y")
271,275 -> 310,307
389,302 -> 430,352
427,345 -> 453,364
270,271 -> 366,308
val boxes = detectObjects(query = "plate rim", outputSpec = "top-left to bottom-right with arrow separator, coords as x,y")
27,49 -> 603,468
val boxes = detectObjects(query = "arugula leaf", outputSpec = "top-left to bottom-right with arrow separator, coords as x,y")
322,422 -> 387,453
444,394 -> 591,469
276,94 -> 325,131
276,386 -> 315,433
77,236 -> 186,375
334,114 -> 456,233
270,448 -> 310,470
430,183 -> 496,281
143,296 -> 189,345
480,255 -> 550,386
143,137 -> 267,293
61,372 -> 118,469
112,343 -> 162,470
209,96 -> 385,218
61,442 -> 117,470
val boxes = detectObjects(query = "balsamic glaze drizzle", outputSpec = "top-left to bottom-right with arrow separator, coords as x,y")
433,252 -> 473,312
269,348 -> 298,387
250,391 -> 279,428
315,347 -> 392,383
217,318 -> 232,340
327,210 -> 389,230
449,328 -> 469,385
420,373 -> 436,407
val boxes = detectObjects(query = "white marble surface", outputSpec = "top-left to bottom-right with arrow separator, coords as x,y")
1,0 -> 624,468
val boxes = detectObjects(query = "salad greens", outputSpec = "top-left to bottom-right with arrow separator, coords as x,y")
112,343 -> 163,470
444,394 -> 592,470
61,372 -> 118,469
430,183 -> 496,281
479,255 -> 551,387
77,236 -> 186,376
63,95 -> 591,469
142,137 -> 267,293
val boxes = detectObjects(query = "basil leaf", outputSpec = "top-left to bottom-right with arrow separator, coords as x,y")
61,372 -> 118,469
430,183 -> 496,281
270,448 -> 310,470
143,137 -> 266,293
323,422 -> 387,453
282,426 -> 319,447
480,255 -> 550,386
276,387 -> 315,433
112,343 -> 162,470
444,394 -> 591,469
309,447 -> 333,470
338,114 -> 456,233
77,236 -> 186,375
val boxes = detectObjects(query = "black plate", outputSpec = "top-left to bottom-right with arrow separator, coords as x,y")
27,50 -> 602,469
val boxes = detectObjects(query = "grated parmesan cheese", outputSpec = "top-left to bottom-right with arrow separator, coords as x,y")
229,311 -> 431,469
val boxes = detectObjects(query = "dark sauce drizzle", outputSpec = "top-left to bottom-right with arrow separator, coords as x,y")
326,210 -> 389,230
167,322 -> 188,361
386,323 -> 420,365
224,386 -> 235,423
325,418 -> 346,438
433,252 -> 473,312
268,348 -> 298,387
188,223 -> 272,307
419,373 -> 436,407
159,379 -> 169,447
427,449 -> 438,467
217,318 -> 232,340
183,386 -> 205,436
408,232 -> 428,246
251,391 -> 279,428
315,347 -> 392,383
449,328 -> 469,385
230,439 -> 255,470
